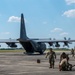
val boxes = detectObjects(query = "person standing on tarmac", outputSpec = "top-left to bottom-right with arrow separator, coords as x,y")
45,48 -> 56,69
71,48 -> 74,57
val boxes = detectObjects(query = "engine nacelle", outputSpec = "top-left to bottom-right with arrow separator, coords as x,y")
48,42 -> 53,46
6,42 -> 17,47
64,42 -> 68,45
55,42 -> 60,47
55,44 -> 60,47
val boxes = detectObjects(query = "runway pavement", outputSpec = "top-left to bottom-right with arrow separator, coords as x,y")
0,51 -> 75,75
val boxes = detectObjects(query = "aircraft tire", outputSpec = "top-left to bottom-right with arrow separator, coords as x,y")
39,51 -> 43,54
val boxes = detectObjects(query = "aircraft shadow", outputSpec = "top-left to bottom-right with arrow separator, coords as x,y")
24,52 -> 46,56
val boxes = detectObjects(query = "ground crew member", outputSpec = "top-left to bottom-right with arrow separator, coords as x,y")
59,53 -> 72,71
71,48 -> 74,57
45,48 -> 56,69
59,54 -> 67,71
60,52 -> 67,63
66,54 -> 72,71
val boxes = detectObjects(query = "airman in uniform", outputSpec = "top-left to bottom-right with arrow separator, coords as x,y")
59,54 -> 67,71
71,48 -> 74,57
60,52 -> 67,63
59,53 -> 72,71
45,48 -> 56,68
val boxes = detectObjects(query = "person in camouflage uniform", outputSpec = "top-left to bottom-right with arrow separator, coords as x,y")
46,48 -> 56,68
59,53 -> 72,71
71,48 -> 74,57
60,52 -> 67,63
59,54 -> 67,71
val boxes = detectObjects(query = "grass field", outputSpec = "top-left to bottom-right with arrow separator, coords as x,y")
44,49 -> 71,53
0,49 -> 71,53
0,49 -> 25,53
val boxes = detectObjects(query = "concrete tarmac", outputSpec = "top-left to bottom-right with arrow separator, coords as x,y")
0,52 -> 75,75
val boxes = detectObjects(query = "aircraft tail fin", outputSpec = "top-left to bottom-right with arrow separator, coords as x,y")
20,13 -> 27,40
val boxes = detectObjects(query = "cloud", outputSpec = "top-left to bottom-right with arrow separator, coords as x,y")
62,9 -> 75,18
8,16 -> 20,22
60,32 -> 69,36
51,28 -> 63,32
51,28 -> 69,36
65,0 -> 75,5
1,32 -> 10,35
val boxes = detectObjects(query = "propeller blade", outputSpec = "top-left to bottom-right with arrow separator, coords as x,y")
64,37 -> 66,40
68,38 -> 71,40
53,38 -> 56,40
49,38 -> 52,40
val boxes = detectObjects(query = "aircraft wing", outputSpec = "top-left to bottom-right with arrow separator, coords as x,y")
34,39 -> 75,43
18,38 -> 75,43
0,39 -> 19,43
1,38 -> 74,43
32,39 -> 75,47
0,38 -> 75,48
0,39 -> 19,47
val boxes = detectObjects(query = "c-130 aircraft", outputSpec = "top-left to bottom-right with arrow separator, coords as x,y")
0,13 -> 75,54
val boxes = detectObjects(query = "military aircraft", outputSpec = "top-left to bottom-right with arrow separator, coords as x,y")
0,13 -> 75,54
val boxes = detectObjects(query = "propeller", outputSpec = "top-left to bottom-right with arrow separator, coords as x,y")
64,37 -> 71,41
64,37 -> 66,40
49,38 -> 52,40
68,38 -> 72,44
63,37 -> 72,47
68,38 -> 71,40
48,38 -> 54,47
53,38 -> 56,40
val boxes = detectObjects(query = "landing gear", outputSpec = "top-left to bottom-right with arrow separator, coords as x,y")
23,52 -> 26,54
39,51 -> 44,54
